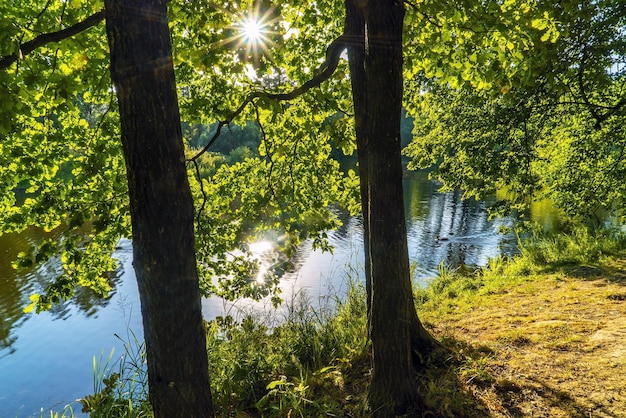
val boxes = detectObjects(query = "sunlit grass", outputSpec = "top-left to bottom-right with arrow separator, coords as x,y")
414,226 -> 626,416
75,226 -> 626,417
37,405 -> 76,418
415,227 -> 626,314
79,330 -> 150,418
206,277 -> 370,417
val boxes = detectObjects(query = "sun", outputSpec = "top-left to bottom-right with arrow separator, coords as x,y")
214,3 -> 279,68
241,17 -> 264,43
230,10 -> 277,67
236,12 -> 273,55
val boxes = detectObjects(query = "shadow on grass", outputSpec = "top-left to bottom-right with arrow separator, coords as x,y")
415,336 -> 494,417
566,260 -> 626,306
420,335 -> 616,418
532,258 -> 626,285
548,261 -> 626,303
519,377 -> 615,418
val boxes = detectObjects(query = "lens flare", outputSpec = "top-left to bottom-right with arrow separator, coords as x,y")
242,18 -> 263,43
213,2 -> 279,69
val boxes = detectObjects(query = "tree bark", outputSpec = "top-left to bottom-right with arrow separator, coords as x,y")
361,2 -> 419,414
104,1 -> 214,417
345,0 -> 440,415
345,0 -> 371,319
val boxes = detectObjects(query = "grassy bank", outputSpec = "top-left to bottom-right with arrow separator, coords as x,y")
412,227 -> 626,417
69,227 -> 626,417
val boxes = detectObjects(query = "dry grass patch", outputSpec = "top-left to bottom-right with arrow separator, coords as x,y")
419,265 -> 626,417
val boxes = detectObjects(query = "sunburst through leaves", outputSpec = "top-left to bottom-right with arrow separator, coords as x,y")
220,1 -> 280,68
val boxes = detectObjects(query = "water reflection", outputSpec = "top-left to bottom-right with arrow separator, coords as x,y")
529,199 -> 563,232
0,228 -> 121,355
286,172 -> 518,288
0,239 -> 141,417
0,171 -> 560,415
205,171 -> 522,318
0,230 -> 46,355
404,175 -> 517,278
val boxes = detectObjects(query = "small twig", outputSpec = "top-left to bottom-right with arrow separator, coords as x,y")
253,102 -> 280,208
577,46 -> 603,128
588,139 -> 626,216
192,158 -> 206,225
34,0 -> 54,22
553,100 -> 626,110
289,134 -> 301,198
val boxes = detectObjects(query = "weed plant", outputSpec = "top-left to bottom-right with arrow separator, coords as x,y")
37,404 -> 76,418
80,329 -> 151,418
80,279 -> 369,417
206,278 -> 369,417
519,225 -> 626,266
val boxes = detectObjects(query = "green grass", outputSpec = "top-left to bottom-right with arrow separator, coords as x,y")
75,225 -> 626,417
415,226 -> 626,314
79,329 -> 151,418
36,405 -> 77,418
77,278 -> 369,418
206,278 -> 369,417
519,225 -> 626,266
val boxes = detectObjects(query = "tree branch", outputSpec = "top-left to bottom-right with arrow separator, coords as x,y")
555,99 -> 626,111
0,10 -> 105,70
576,46 -> 603,128
188,34 -> 349,164
190,34 -> 348,222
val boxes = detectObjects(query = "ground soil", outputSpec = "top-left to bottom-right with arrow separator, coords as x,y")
421,259 -> 626,417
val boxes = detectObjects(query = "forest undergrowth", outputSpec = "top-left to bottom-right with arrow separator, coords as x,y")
48,227 -> 626,417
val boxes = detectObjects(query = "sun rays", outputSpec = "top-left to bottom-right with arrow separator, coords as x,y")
217,1 -> 280,68
241,17 -> 264,43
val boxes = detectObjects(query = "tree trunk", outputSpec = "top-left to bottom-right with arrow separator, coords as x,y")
344,0 -> 371,319
361,2 -> 419,414
104,1 -> 214,417
345,0 -> 440,415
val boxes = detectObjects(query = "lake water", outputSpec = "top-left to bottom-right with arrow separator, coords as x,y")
0,171 -> 552,416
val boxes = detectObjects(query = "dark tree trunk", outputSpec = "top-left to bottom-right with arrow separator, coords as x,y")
344,0 -> 371,318
345,0 -> 440,415
104,1 -> 214,417
360,2 -> 419,414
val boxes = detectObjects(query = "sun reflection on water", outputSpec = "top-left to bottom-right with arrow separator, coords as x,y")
248,240 -> 274,284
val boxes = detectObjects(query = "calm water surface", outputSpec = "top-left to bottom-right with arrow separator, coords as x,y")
0,172 -> 554,416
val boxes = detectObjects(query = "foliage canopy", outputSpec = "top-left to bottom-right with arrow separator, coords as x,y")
404,0 -> 626,223
2,0 -> 624,307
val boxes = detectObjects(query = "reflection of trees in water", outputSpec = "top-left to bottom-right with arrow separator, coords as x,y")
281,171 -> 516,283
404,174 -> 514,277
403,171 -> 437,220
0,272 -> 20,354
0,230 -> 122,354
280,207 -> 357,277
0,231 -> 38,354
327,207 -> 355,243
40,267 -> 121,320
